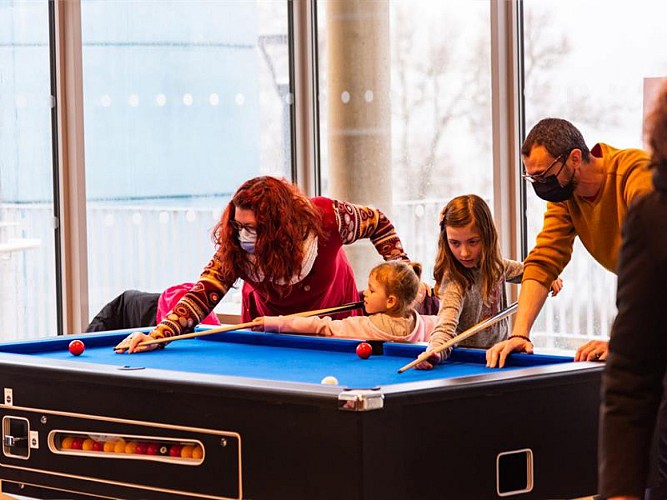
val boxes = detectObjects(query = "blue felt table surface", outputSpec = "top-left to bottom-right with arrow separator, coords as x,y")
0,330 -> 573,388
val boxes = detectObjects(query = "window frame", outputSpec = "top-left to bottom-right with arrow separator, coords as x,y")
53,0 -> 90,334
51,0 -> 526,333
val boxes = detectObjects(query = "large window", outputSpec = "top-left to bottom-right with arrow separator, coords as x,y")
5,1 -> 664,348
80,0 -> 292,322
316,0 -> 492,287
0,1 -> 57,340
522,0 -> 667,349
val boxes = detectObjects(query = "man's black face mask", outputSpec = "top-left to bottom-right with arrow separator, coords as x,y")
532,175 -> 575,202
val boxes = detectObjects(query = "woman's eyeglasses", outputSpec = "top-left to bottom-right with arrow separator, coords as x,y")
523,150 -> 571,184
229,220 -> 257,232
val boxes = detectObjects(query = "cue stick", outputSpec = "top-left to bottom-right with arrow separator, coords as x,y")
397,301 -> 519,373
114,300 -> 364,351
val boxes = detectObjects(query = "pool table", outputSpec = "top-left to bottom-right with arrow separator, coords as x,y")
0,329 -> 603,499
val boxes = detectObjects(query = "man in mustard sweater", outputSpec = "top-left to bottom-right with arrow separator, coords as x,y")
486,118 -> 653,368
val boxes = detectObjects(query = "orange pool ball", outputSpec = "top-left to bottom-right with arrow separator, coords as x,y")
124,441 -> 138,454
60,436 -> 75,450
82,438 -> 96,451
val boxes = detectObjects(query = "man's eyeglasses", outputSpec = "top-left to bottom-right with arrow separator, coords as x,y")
229,220 -> 257,232
523,150 -> 571,184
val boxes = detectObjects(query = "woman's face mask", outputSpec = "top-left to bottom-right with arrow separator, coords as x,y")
238,228 -> 257,254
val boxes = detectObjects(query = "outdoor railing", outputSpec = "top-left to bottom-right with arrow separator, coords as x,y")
1,201 -> 616,348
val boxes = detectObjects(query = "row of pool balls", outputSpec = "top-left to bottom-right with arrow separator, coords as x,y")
59,436 -> 203,459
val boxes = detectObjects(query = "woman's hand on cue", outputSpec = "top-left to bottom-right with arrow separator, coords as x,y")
115,332 -> 159,354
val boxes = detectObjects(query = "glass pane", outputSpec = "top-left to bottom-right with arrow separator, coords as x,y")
0,1 -> 58,340
317,0 -> 492,287
522,0 -> 667,350
80,0 -> 291,324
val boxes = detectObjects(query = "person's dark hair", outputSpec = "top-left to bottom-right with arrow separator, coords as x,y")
521,118 -> 591,162
645,83 -> 667,171
433,195 -> 503,304
370,260 -> 421,315
212,176 -> 324,293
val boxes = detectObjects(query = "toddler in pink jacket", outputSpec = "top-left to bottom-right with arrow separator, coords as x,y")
261,261 -> 437,342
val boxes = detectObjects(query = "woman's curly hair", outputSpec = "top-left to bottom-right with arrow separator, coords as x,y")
212,176 -> 325,294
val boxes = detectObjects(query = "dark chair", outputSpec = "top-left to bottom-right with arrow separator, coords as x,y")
85,290 -> 160,332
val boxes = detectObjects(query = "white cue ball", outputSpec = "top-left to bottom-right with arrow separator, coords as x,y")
320,376 -> 339,385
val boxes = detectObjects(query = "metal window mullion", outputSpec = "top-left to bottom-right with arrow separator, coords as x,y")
52,0 -> 89,334
290,0 -> 321,197
490,0 -> 524,306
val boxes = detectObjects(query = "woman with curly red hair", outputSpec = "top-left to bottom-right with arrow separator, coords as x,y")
119,176 -> 411,353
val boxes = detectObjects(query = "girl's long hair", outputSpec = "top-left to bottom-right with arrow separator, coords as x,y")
212,176 -> 324,293
433,195 -> 503,304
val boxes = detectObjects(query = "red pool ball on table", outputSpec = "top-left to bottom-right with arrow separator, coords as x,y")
355,342 -> 372,359
68,339 -> 85,356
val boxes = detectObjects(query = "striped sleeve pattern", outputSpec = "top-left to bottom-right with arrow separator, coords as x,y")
333,200 -> 408,261
151,253 -> 233,341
